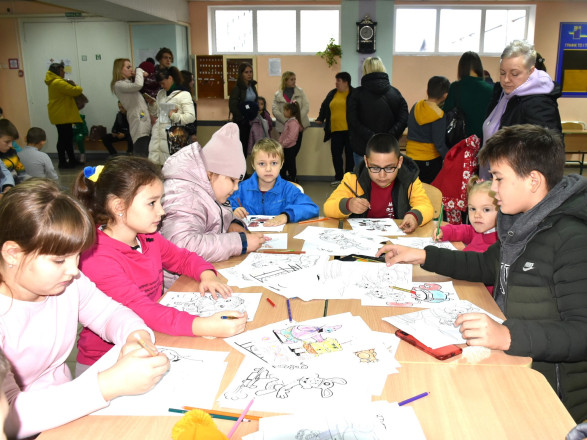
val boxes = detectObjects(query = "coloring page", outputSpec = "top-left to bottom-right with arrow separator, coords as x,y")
92,346 -> 229,415
259,233 -> 288,250
347,217 -> 406,236
361,281 -> 460,308
245,215 -> 286,232
294,226 -> 387,256
160,291 -> 262,321
218,253 -> 329,291
392,236 -> 458,251
218,357 -> 371,414
272,260 -> 413,301
383,300 -> 504,349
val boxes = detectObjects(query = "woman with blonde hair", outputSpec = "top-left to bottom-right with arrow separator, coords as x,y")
111,58 -> 152,157
347,57 -> 408,166
272,71 -> 310,134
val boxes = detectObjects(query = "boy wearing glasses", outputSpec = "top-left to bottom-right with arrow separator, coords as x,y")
324,133 -> 433,233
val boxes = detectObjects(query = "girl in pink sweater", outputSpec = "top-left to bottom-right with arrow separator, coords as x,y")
0,180 -> 169,439
279,101 -> 303,182
73,157 -> 246,371
434,176 -> 498,294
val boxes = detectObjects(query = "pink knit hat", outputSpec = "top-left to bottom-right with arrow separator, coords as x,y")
201,123 -> 246,180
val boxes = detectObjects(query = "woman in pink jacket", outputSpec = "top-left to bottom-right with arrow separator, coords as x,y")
73,156 -> 246,372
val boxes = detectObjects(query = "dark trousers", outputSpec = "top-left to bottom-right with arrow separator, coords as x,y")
280,131 -> 303,181
414,156 -> 443,184
237,119 -> 251,157
133,136 -> 150,158
102,133 -> 133,155
330,130 -> 354,180
55,123 -> 76,165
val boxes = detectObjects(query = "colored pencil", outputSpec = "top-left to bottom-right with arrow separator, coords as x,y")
343,181 -> 360,198
236,197 -> 243,207
228,398 -> 255,439
391,285 -> 415,293
266,298 -> 276,307
135,335 -> 158,357
220,315 -> 239,320
323,299 -> 329,317
257,250 -> 305,254
182,406 -> 261,421
436,204 -> 444,238
287,298 -> 293,322
170,408 -> 245,421
298,217 -> 330,224
398,391 -> 429,406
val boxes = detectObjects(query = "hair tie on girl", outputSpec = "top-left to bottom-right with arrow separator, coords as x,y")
475,178 -> 485,184
84,165 -> 104,183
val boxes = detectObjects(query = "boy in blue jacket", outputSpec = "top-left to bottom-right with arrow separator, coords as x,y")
229,138 -> 319,225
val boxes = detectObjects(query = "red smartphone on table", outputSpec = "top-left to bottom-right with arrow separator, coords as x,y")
395,329 -> 462,360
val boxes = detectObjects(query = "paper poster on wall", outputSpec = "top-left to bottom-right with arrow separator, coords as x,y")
268,58 -> 281,77
555,23 -> 587,97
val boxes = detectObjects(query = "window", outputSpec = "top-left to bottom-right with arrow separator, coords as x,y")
394,5 -> 535,55
210,6 -> 340,54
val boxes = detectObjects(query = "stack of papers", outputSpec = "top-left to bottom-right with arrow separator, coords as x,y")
294,226 -> 387,256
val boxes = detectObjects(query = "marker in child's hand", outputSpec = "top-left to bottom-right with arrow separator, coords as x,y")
221,315 -> 240,320
136,335 -> 159,357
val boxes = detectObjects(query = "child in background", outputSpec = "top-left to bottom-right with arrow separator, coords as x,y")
72,114 -> 89,164
279,101 -> 303,182
101,101 -> 133,156
324,133 -> 433,233
17,127 -> 59,180
0,108 -> 21,152
0,119 -> 29,183
0,179 -> 169,439
161,123 -> 269,285
434,176 -> 498,294
229,139 -> 319,226
73,156 -> 246,372
247,96 -> 273,154
405,76 -> 450,183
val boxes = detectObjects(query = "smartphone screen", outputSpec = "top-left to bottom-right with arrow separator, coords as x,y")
395,329 -> 462,360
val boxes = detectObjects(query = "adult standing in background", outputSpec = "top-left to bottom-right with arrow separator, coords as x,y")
481,39 -> 561,178
347,57 -> 408,166
180,70 -> 198,143
45,62 -> 83,169
443,51 -> 493,143
155,48 -> 174,70
111,58 -> 152,157
316,72 -> 354,186
272,71 -> 310,134
148,67 -> 195,166
229,62 -> 258,156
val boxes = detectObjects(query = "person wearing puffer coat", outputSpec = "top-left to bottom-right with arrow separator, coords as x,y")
148,67 -> 195,166
347,57 -> 408,166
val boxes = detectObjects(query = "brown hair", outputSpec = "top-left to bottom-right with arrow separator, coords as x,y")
478,124 -> 564,190
73,156 -> 163,226
0,179 -> 95,263
280,71 -> 296,91
0,119 -> 19,140
251,138 -> 284,164
284,102 -> 302,126
467,175 -> 497,208
111,58 -> 130,93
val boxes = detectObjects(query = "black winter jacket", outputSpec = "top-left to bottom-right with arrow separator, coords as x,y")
487,82 -> 562,133
347,72 -> 408,156
229,80 -> 258,122
423,175 -> 587,422
316,86 -> 354,142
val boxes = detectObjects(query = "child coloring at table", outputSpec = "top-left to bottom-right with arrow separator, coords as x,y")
324,132 -> 434,233
161,122 -> 269,286
0,179 -> 170,439
74,156 -> 246,372
229,138 -> 319,226
279,101 -> 304,182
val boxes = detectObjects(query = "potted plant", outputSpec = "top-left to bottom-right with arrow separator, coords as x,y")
317,38 -> 342,67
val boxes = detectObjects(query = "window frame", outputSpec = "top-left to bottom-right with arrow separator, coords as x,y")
209,5 -> 341,55
393,4 -> 536,56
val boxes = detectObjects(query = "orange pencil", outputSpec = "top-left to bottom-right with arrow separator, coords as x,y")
298,217 -> 329,224
136,335 -> 158,357
236,197 -> 243,207
182,406 -> 262,421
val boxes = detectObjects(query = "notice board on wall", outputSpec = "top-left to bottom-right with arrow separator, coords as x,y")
555,23 -> 587,97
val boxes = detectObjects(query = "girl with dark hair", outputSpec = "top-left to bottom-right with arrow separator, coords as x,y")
228,62 -> 258,156
279,102 -> 303,182
0,179 -> 169,439
147,67 -> 196,165
73,156 -> 246,372
443,51 -> 494,143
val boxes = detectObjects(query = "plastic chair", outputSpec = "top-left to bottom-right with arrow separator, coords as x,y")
290,181 -> 304,193
421,183 -> 442,220
562,121 -> 586,175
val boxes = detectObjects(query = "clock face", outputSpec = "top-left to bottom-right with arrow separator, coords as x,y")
360,25 -> 374,41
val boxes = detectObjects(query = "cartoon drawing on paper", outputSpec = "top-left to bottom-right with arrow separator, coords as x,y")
411,283 -> 451,304
249,254 -> 323,284
348,218 -> 404,235
163,292 -> 245,315
224,366 -> 347,401
158,347 -> 204,363
355,348 -> 378,363
318,229 -> 371,252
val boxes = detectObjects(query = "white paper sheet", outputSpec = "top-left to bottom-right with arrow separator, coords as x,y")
91,347 -> 229,415
361,281 -> 460,308
383,300 -> 504,349
294,226 -> 386,256
258,233 -> 288,250
391,236 -> 458,251
245,215 -> 286,232
347,217 -> 406,236
160,291 -> 262,321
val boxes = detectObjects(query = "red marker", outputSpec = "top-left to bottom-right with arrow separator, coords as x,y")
266,298 -> 276,307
